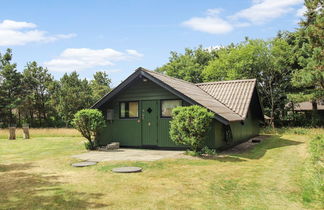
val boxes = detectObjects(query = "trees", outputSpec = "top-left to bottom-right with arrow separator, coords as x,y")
0,50 -> 58,127
0,49 -> 23,126
291,0 -> 324,126
21,62 -> 54,127
156,46 -> 219,83
90,71 -> 112,102
203,39 -> 270,81
72,109 -> 106,150
0,49 -> 113,128
264,37 -> 295,126
169,105 -> 214,152
53,72 -> 93,126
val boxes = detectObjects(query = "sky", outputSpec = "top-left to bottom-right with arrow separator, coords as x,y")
0,0 -> 306,86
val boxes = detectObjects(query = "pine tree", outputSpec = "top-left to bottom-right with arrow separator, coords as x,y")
292,0 -> 324,126
90,71 -> 112,102
21,61 -> 54,126
53,72 -> 93,126
0,49 -> 23,126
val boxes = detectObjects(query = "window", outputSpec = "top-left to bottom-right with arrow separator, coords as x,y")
161,100 -> 182,117
120,101 -> 139,118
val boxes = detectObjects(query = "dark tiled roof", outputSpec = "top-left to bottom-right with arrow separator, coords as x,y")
196,79 -> 257,119
141,69 -> 253,122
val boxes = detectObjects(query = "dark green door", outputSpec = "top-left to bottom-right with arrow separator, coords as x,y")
141,100 -> 158,146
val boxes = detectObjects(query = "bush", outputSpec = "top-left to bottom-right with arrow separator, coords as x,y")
184,147 -> 217,157
170,105 -> 214,152
72,109 -> 106,150
200,146 -> 217,156
84,141 -> 93,150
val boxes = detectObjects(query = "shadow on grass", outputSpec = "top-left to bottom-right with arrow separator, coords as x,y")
231,135 -> 302,160
0,163 -> 108,209
0,162 -> 35,172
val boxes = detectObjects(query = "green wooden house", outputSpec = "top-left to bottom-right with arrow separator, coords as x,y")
92,67 -> 264,149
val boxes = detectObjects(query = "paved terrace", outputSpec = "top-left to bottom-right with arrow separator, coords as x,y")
72,148 -> 185,162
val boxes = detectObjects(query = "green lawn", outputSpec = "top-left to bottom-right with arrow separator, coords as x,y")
0,128 -> 323,209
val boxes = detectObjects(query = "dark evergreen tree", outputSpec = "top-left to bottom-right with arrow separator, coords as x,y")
53,71 -> 93,126
21,61 -> 54,127
90,71 -> 112,102
0,49 -> 23,126
291,0 -> 324,126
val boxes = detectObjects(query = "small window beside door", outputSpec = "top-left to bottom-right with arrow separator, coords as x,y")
120,101 -> 139,119
161,100 -> 182,118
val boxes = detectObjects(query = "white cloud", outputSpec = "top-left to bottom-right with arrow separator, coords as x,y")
182,9 -> 233,34
44,48 -> 143,72
126,49 -> 144,57
296,5 -> 307,17
0,19 -> 36,29
183,0 -> 303,34
0,19 -> 76,46
231,0 -> 304,24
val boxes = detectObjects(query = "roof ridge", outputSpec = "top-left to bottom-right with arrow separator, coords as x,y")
197,85 -> 244,118
196,78 -> 256,86
137,67 -> 196,86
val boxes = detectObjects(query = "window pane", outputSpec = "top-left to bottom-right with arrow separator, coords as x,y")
120,101 -> 138,118
129,102 -> 138,117
120,102 -> 126,118
162,100 -> 182,117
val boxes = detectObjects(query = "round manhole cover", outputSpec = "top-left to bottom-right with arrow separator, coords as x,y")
112,166 -> 142,173
72,161 -> 97,167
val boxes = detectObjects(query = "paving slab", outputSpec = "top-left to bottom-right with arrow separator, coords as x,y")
112,166 -> 142,173
72,148 -> 185,162
72,161 -> 97,167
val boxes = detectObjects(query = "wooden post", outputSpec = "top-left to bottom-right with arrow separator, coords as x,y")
8,127 -> 16,140
23,125 -> 30,139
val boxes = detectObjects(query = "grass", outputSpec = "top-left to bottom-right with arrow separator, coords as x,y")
300,134 -> 324,207
0,128 -> 323,209
261,126 -> 323,136
0,128 -> 81,139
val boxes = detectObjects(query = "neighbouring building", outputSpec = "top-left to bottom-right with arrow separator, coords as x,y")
290,101 -> 324,124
